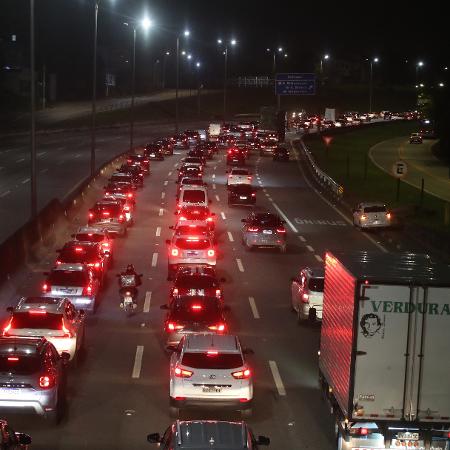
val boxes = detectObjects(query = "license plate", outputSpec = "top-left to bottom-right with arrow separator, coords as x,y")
263,229 -> 272,234
61,288 -> 75,294
202,387 -> 221,393
187,251 -> 198,256
150,153 -> 155,156
397,432 -> 419,441
239,196 -> 248,200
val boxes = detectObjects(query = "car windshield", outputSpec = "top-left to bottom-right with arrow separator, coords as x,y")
182,352 -> 243,369
74,233 -> 104,243
0,355 -> 42,375
364,206 -> 386,213
182,190 -> 206,203
176,276 -> 216,288
308,278 -> 324,292
11,312 -> 62,330
175,238 -> 211,250
48,270 -> 87,286
231,169 -> 248,175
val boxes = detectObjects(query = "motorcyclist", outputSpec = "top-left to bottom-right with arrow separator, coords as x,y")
117,264 -> 142,308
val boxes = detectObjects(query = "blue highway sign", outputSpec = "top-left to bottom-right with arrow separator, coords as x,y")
275,73 -> 316,95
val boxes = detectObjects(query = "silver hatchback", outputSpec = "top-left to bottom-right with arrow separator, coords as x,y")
241,212 -> 287,252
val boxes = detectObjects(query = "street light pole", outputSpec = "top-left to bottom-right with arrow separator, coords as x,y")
30,0 -> 37,219
129,26 -> 136,152
223,46 -> 228,120
162,51 -> 170,89
175,36 -> 180,133
90,0 -> 99,177
369,57 -> 379,113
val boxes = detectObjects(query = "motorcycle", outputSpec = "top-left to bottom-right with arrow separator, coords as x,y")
116,273 -> 142,315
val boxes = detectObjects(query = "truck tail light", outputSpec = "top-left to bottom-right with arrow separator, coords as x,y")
174,366 -> 193,378
232,368 -> 251,379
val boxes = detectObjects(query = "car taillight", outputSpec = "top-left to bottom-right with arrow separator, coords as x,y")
167,322 -> 184,332
228,149 -> 233,154
208,323 -> 225,332
171,248 -> 179,257
276,227 -> 286,233
7,357 -> 19,362
42,283 -> 50,293
3,318 -> 13,336
386,213 -> 391,219
206,216 -> 213,222
127,193 -> 133,198
139,173 -> 144,177
361,214 -> 367,220
207,249 -> 215,257
247,176 -> 252,180
215,289 -> 221,298
103,242 -> 110,249
302,293 -> 309,303
94,262 -> 101,269
119,214 -> 124,222
232,368 -> 251,379
172,288 -> 179,296
89,212 -> 94,219
251,193 -> 256,197
102,211 -> 110,217
174,366 -> 193,378
191,304 -> 203,311
56,260 -> 62,265
61,319 -> 73,338
248,227 -> 259,232
39,374 -> 55,389
83,285 -> 92,296
123,205 -> 130,212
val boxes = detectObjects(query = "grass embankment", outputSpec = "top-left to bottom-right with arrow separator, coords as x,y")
305,122 -> 450,233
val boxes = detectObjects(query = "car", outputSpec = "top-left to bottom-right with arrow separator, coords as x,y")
147,420 -> 270,449
176,177 -> 207,199
144,143 -> 164,161
177,165 -> 203,182
419,128 -> 436,139
241,212 -> 287,253
259,139 -> 277,156
161,295 -> 227,346
227,168 -> 252,187
88,199 -> 127,237
409,132 -> 423,144
0,337 -> 69,423
55,241 -> 106,285
203,141 -> 218,156
116,164 -> 144,187
183,130 -> 200,145
166,234 -> 217,279
102,193 -> 134,225
226,147 -> 246,166
217,135 -> 233,148
172,134 -> 189,149
187,148 -> 207,164
290,267 -> 324,323
176,205 -> 216,231
155,138 -> 174,155
103,181 -> 136,206
42,263 -> 100,312
228,184 -> 256,206
169,266 -> 225,302
177,186 -> 210,211
168,334 -> 253,417
4,296 -> 86,362
273,146 -> 290,161
182,156 -> 204,170
352,202 -> 392,229
108,172 -> 138,189
126,153 -> 150,173
0,418 -> 32,449
171,220 -> 215,242
71,226 -> 113,264
235,141 -> 250,159
246,137 -> 261,150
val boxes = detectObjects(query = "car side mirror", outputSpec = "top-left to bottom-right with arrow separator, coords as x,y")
17,433 -> 32,446
220,277 -> 226,282
60,351 -> 71,362
6,306 -> 14,313
243,347 -> 254,355
256,436 -> 270,446
241,219 -> 247,223
147,433 -> 161,443
165,239 -> 171,245
160,304 -> 169,310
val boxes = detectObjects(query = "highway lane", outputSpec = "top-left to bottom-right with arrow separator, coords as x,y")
0,136 -> 430,449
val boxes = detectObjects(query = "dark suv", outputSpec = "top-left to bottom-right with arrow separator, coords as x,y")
148,420 -> 270,449
0,337 -> 69,424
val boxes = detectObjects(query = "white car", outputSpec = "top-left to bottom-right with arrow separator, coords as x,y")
352,202 -> 392,229
178,186 -> 209,211
227,168 -> 252,188
169,334 -> 253,417
5,296 -> 86,362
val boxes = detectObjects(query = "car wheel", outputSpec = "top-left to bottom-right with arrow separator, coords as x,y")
169,406 -> 180,418
241,408 -> 252,418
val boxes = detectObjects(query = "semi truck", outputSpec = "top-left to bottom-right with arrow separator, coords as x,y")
319,251 -> 450,450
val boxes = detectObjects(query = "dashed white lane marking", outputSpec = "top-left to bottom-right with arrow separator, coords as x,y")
248,297 -> 260,319
16,158 -> 25,163
227,231 -> 234,242
173,163 -> 178,168
214,166 -> 217,170
131,346 -> 144,378
161,192 -> 165,199
159,208 -> 164,216
263,188 -> 267,192
236,258 -> 245,272
21,178 -> 30,184
212,174 -> 216,179
37,151 -> 46,157
0,190 -> 11,198
258,180 -> 262,185
143,292 -> 152,313
151,253 -> 159,267
40,168 -> 48,174
315,254 -> 323,262
220,212 -> 226,220
168,172 -> 172,176
212,184 -> 216,190
164,180 -> 168,186
272,202 -> 298,233
265,193 -> 270,197
269,360 -> 286,396
267,196 -> 272,201
215,195 -> 220,202
306,245 -> 314,252
74,153 -> 81,158
298,236 -> 306,242
156,227 -> 161,237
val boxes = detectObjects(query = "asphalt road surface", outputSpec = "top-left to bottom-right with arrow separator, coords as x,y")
0,136 -> 430,449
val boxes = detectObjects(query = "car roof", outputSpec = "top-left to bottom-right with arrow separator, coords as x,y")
76,226 -> 107,234
52,263 -> 87,272
359,201 -> 386,208
185,334 -> 240,353
174,420 -> 248,449
63,240 -> 98,249
0,337 -> 47,355
16,296 -> 67,313
251,212 -> 279,220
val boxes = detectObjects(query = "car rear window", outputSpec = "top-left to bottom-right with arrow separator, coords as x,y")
232,185 -> 253,193
363,206 -> 386,213
93,204 -> 121,215
74,233 -> 104,243
110,175 -> 132,183
182,190 -> 206,204
253,214 -> 280,227
12,312 -> 62,330
181,178 -> 202,186
231,169 -> 248,175
48,270 -> 87,286
182,353 -> 243,369
180,207 -> 209,220
0,355 -> 42,375
175,238 -> 210,250
176,226 -> 209,236
59,246 -> 98,263
171,298 -> 220,321
308,278 -> 324,292
176,276 -> 216,288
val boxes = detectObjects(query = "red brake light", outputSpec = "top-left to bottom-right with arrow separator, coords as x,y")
89,212 -> 94,219
276,227 -> 286,233
247,176 -> 252,180
232,368 -> 251,379
74,247 -> 83,252
228,149 -> 232,154
206,216 -> 213,222
167,322 -> 184,332
208,323 -> 225,332
174,366 -> 193,378
103,242 -> 110,248
207,350 -> 218,356
179,216 -> 186,221
56,260 -> 62,265
360,428 -> 369,436
102,211 -> 110,217
215,289 -> 221,298
172,288 -> 179,296
119,214 -> 124,222
7,357 -> 19,362
248,227 -> 259,232
29,310 -> 47,314
171,248 -> 179,257
127,193 -> 133,198
39,374 -> 55,389
207,249 -> 215,257
191,304 -> 203,311
386,212 -> 391,219
94,262 -> 100,269
42,283 -> 50,293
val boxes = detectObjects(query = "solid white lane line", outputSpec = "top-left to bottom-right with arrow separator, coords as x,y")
156,227 -> 161,237
236,258 -> 244,272
16,158 -> 25,163
212,184 -> 216,190
315,254 -> 323,262
298,236 -> 306,242
132,346 -> 144,378
269,360 -> 286,396
227,231 -> 234,242
143,292 -> 152,313
173,163 -> 178,168
161,192 -> 165,199
248,297 -> 260,319
306,245 -> 314,252
0,190 -> 10,198
265,193 -> 270,197
159,208 -> 164,216
21,178 -> 30,184
215,195 -> 220,202
151,253 -> 158,267
220,212 -> 226,220
164,180 -> 168,186
272,202 -> 298,233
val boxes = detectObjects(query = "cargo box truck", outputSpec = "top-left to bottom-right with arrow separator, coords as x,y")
319,251 -> 450,450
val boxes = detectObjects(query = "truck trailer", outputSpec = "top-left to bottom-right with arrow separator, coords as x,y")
319,251 -> 450,450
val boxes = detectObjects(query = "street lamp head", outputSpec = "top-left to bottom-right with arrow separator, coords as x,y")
230,39 -> 237,46
324,54 -> 330,60
166,51 -> 170,56
183,30 -> 190,37
266,48 -> 270,52
181,50 -> 186,55
419,83 -> 424,87
417,61 -> 424,67
373,57 -> 379,63
438,82 -> 445,87
277,47 -> 283,52
141,17 -> 152,30
284,53 -> 288,58
196,62 -> 201,68
217,38 -> 223,45
187,54 -> 192,60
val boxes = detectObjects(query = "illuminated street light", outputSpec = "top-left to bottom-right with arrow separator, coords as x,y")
175,29 -> 190,133
218,38 -> 238,120
369,57 -> 379,113
320,53 -> 330,86
438,82 -> 445,87
141,17 -> 152,30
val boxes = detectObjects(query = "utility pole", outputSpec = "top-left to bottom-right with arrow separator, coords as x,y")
42,64 -> 46,110
30,0 -> 37,219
